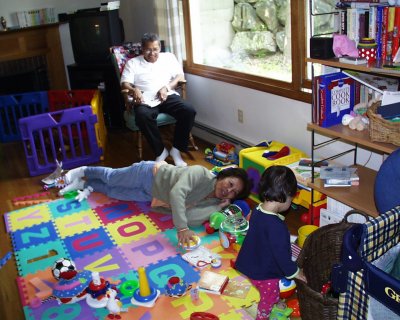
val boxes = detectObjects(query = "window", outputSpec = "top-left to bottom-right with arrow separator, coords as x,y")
181,0 -> 310,102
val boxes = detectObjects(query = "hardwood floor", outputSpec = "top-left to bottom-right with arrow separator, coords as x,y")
0,128 -> 305,319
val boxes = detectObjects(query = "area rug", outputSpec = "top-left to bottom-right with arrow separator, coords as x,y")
4,192 -> 258,319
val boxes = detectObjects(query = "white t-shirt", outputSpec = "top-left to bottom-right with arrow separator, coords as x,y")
120,52 -> 183,107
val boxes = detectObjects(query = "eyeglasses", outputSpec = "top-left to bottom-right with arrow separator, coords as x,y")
143,48 -> 161,54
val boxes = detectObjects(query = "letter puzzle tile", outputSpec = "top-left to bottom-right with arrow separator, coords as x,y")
11,221 -> 58,251
63,227 -> 115,260
94,200 -> 143,225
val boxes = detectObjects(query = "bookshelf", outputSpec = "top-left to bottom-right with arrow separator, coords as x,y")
307,123 -> 398,218
308,59 -> 400,219
307,57 -> 400,77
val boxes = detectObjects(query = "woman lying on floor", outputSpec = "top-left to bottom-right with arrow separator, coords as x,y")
59,161 -> 252,247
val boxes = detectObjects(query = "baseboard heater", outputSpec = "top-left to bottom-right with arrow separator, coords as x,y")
193,122 -> 252,149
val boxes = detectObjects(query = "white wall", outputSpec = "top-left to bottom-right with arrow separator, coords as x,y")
119,0 -> 157,42
186,74 -> 384,171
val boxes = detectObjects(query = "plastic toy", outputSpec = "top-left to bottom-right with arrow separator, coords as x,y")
183,235 -> 201,251
131,266 -> 160,307
269,301 -> 293,320
164,276 -> 189,297
210,164 -> 238,176
279,278 -> 296,299
41,160 -> 63,185
119,280 -> 139,297
255,140 -> 272,147
51,258 -> 91,304
0,251 -> 12,269
205,142 -> 239,166
86,271 -> 112,308
190,312 -> 219,320
263,146 -> 290,160
219,215 -> 249,250
286,298 -> 300,318
205,200 -> 250,234
105,288 -> 123,319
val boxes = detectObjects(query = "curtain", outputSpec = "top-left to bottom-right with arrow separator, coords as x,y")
154,0 -> 183,62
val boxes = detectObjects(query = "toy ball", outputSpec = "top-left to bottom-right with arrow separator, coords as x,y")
300,212 -> 309,224
52,258 -> 77,280
279,278 -> 296,299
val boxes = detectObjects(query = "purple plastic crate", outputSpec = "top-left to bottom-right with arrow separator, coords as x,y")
0,91 -> 49,142
19,106 -> 103,176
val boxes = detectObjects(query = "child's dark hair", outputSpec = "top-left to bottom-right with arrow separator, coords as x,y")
258,165 -> 297,203
216,167 -> 253,200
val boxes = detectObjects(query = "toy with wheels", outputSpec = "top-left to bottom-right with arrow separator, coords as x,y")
219,215 -> 249,251
205,200 -> 250,234
205,142 -> 239,166
51,258 -> 91,304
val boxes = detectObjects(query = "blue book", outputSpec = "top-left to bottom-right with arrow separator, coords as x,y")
376,5 -> 386,60
318,72 -> 355,128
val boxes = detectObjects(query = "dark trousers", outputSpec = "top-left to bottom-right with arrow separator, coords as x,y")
134,94 -> 196,157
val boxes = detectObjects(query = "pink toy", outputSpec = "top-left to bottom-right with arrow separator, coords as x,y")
332,34 -> 359,58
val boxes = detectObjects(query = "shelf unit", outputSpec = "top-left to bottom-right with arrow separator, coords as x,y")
308,59 -> 399,220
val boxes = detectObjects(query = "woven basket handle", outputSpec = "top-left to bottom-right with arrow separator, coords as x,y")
342,210 -> 370,223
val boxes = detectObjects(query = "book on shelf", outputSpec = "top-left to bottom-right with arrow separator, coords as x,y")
376,4 -> 385,60
392,7 -> 400,61
382,6 -> 389,62
342,69 -> 400,95
318,72 -> 355,128
198,271 -> 229,295
369,5 -> 377,40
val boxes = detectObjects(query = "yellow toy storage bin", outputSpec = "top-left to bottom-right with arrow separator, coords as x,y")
293,188 -> 325,209
90,90 -> 107,160
239,141 -> 307,203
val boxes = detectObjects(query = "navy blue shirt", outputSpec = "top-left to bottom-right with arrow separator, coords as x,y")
235,205 -> 298,280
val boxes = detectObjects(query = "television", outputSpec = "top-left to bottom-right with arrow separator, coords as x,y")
68,8 -> 124,65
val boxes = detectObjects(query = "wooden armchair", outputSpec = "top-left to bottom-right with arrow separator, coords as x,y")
110,44 -> 197,159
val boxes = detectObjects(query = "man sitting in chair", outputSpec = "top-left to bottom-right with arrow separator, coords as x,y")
120,32 -> 196,167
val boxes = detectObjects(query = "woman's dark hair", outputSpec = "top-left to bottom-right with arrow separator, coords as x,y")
216,167 -> 253,200
258,165 -> 297,203
141,33 -> 160,47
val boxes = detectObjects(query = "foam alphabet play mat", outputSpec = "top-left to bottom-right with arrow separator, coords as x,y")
4,193 -> 258,319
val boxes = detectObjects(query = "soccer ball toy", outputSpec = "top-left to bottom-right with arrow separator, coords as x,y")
52,258 -> 77,280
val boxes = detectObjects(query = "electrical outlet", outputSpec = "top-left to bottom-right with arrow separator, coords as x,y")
238,109 -> 244,123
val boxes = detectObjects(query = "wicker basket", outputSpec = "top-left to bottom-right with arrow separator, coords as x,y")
294,211 -> 368,320
367,101 -> 400,146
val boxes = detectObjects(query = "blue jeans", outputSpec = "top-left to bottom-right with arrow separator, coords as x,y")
84,161 -> 155,201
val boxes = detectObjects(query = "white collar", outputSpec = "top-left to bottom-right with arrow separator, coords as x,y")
256,204 -> 285,221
